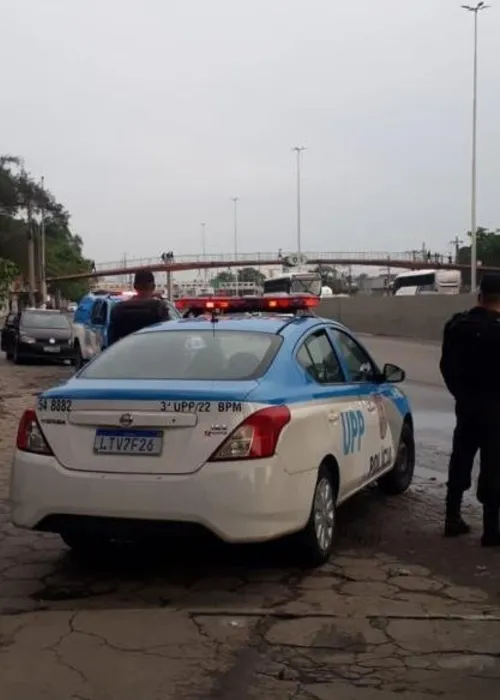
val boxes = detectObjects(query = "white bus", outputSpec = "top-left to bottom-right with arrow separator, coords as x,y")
262,271 -> 322,296
391,269 -> 461,296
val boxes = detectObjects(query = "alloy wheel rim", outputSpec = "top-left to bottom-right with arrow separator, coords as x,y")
313,477 -> 335,552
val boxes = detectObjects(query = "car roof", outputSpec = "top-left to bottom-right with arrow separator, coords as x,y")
137,314 -> 349,338
22,308 -> 62,314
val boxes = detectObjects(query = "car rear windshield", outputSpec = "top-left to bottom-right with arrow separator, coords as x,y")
79,330 -> 282,381
21,312 -> 71,330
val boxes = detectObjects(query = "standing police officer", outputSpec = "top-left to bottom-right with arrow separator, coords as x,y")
440,273 -> 500,547
107,270 -> 171,346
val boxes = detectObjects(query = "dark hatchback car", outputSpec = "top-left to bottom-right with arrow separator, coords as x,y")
1,309 -> 75,364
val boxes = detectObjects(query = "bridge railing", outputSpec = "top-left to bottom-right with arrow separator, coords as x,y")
95,250 -> 431,271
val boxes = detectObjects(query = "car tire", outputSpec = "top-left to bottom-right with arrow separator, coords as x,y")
6,350 -> 13,361
377,423 -> 415,496
60,530 -> 111,555
13,343 -> 23,365
74,345 -> 85,371
294,464 -> 337,567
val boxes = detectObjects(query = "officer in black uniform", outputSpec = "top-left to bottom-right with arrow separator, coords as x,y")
107,270 -> 171,346
440,273 -> 500,547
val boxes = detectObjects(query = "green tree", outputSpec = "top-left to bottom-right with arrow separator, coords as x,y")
456,227 -> 500,289
314,264 -> 349,294
457,228 -> 500,267
211,270 -> 236,289
237,267 -> 266,285
0,156 -> 92,303
0,257 -> 18,305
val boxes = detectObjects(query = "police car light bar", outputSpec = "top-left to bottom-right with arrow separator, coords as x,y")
174,295 -> 320,313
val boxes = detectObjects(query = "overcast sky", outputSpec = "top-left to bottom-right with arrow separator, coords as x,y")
2,0 -> 499,264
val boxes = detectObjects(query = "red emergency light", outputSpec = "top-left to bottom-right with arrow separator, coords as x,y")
174,294 -> 320,314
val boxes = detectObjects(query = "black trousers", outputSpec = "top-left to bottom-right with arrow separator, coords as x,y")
448,400 -> 500,507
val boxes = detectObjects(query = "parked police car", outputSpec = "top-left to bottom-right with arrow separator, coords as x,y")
72,290 -> 180,369
11,294 -> 414,566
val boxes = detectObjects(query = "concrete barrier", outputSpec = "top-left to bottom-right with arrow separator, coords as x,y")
318,294 -> 476,342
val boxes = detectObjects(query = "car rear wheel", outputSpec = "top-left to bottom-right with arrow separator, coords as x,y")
60,530 -> 112,555
295,464 -> 336,567
377,423 -> 415,495
6,350 -> 13,361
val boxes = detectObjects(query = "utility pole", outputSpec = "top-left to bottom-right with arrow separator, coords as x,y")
39,176 -> 47,305
450,235 -> 463,263
462,2 -> 490,291
232,197 -> 239,294
292,146 -> 306,254
23,166 -> 36,307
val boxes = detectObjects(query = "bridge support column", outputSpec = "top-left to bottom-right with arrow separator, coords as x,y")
166,271 -> 173,299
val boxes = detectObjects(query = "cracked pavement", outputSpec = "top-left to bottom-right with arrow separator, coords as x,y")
1,340 -> 500,699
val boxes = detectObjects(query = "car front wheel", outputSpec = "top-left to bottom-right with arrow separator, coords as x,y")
74,345 -> 85,371
377,423 -> 415,495
13,343 -> 23,365
295,464 -> 336,567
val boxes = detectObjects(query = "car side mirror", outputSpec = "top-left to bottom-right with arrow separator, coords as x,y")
383,363 -> 405,383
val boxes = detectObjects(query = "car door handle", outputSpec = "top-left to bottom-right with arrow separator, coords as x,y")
366,402 -> 376,412
328,412 -> 339,423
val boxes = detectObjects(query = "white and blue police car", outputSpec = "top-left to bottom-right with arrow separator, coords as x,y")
72,289 -> 180,369
10,294 -> 414,566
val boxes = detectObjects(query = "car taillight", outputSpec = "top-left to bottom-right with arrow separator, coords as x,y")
16,409 -> 53,455
208,406 -> 291,461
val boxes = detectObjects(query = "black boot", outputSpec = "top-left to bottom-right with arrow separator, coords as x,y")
481,505 -> 500,547
444,492 -> 470,537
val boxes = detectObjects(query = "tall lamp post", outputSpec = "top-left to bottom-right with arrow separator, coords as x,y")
292,146 -> 306,254
462,2 -> 489,292
201,222 -> 207,282
40,176 -> 47,305
231,197 -> 239,293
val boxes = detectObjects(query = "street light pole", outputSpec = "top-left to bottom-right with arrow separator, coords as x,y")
201,222 -> 207,282
40,175 -> 47,305
462,2 -> 489,292
232,197 -> 239,293
292,146 -> 306,254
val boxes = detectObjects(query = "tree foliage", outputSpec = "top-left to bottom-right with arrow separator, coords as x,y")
211,270 -> 235,288
211,267 -> 266,289
237,267 -> 266,285
455,227 -> 500,288
0,156 -> 92,302
0,257 -> 18,304
314,265 -> 355,294
457,228 -> 500,267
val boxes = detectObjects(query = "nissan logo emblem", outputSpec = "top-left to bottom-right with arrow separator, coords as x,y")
119,413 -> 133,428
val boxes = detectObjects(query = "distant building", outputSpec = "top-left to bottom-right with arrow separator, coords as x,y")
357,273 -> 395,296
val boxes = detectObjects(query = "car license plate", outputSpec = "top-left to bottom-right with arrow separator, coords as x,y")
44,345 -> 61,353
93,429 -> 163,456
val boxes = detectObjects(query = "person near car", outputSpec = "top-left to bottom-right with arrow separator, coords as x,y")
440,273 -> 500,547
107,270 -> 171,346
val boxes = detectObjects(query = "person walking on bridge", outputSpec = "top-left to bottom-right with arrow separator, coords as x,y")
107,270 -> 171,346
440,274 -> 500,547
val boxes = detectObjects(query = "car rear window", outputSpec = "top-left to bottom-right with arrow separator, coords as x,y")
21,312 -> 70,330
79,330 -> 282,381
